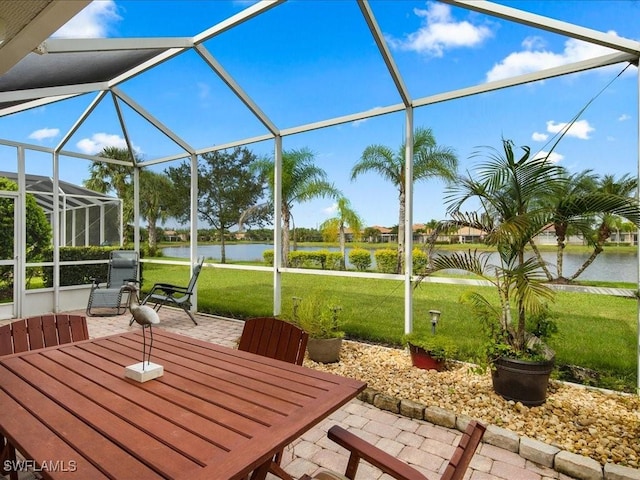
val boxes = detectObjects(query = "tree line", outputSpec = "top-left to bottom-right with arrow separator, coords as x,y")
83,127 -> 640,281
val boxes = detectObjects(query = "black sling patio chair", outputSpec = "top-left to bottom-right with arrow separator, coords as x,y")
86,250 -> 139,316
132,257 -> 205,325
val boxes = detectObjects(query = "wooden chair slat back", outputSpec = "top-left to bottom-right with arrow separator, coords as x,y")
41,315 -> 59,346
441,420 -> 486,480
25,316 -> 45,350
69,314 -> 90,342
11,320 -> 29,354
0,314 -> 90,357
54,314 -> 72,344
238,317 -> 308,366
0,323 -> 13,356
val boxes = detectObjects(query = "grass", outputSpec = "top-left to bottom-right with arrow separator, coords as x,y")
141,260 -> 639,392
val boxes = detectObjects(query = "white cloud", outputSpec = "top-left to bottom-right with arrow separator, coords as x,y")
28,128 -> 59,141
387,2 -> 492,57
546,119 -> 594,140
533,150 -> 564,163
76,133 -> 140,155
531,132 -> 548,142
618,114 -> 631,121
323,203 -> 338,215
486,32 -> 619,82
54,1 -> 121,38
352,106 -> 385,127
197,82 -> 211,100
521,36 -> 546,51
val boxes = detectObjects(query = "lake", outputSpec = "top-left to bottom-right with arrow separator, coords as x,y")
162,244 -> 638,283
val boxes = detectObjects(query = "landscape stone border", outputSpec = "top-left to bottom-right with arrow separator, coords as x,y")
356,387 -> 640,480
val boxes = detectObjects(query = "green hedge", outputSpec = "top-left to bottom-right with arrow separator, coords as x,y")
264,247 -> 421,274
375,249 -> 397,273
264,249 -> 342,270
349,248 -> 372,271
325,251 -> 342,271
413,248 -> 429,275
42,247 -> 143,287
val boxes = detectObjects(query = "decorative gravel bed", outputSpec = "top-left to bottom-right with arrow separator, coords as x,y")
304,340 -> 640,469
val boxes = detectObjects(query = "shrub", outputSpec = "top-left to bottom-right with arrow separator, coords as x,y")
375,249 -> 397,273
325,251 -> 342,270
42,247 -> 107,287
349,248 -> 372,271
41,247 -> 144,287
413,248 -> 429,274
303,251 -> 327,268
263,249 -> 274,265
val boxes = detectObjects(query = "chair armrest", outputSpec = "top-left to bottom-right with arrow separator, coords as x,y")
327,426 -> 429,480
147,283 -> 189,295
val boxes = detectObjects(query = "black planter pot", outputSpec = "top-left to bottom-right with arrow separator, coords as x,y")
491,356 -> 555,406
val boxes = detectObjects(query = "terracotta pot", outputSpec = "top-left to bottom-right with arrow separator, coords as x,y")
491,356 -> 555,406
408,343 -> 445,371
306,337 -> 342,363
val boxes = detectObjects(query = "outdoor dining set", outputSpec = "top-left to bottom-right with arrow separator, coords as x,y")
0,251 -> 486,480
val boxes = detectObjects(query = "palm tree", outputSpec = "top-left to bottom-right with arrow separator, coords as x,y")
320,197 -> 364,270
431,139 -> 566,353
252,148 -> 340,267
568,173 -> 639,281
139,170 -> 173,254
351,127 -> 458,273
84,147 -> 135,242
531,169 -> 640,282
531,169 -> 598,282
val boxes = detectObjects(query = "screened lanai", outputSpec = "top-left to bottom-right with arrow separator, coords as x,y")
0,0 -> 639,354
0,171 -> 122,247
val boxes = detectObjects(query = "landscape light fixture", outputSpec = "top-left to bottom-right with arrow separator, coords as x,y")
429,309 -> 441,334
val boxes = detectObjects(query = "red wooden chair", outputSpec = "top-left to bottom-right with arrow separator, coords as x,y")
0,314 -> 90,480
237,317 -> 309,479
0,314 -> 89,356
237,316 -> 308,366
301,420 -> 486,480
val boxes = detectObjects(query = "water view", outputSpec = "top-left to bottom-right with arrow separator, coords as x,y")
162,244 -> 638,283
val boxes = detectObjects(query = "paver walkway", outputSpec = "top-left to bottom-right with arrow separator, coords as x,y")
3,309 -> 578,480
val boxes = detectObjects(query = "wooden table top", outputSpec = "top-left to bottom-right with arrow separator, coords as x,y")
0,329 -> 366,479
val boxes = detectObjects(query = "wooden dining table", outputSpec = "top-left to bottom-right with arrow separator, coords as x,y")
0,329 -> 366,479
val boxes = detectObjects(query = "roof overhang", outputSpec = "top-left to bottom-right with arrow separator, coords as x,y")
0,0 -> 92,75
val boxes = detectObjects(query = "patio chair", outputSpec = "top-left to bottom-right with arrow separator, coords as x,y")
0,314 -> 89,356
0,313 -> 90,480
300,420 -> 486,480
86,250 -> 139,316
238,316 -> 309,366
237,317 -> 309,480
135,257 -> 204,326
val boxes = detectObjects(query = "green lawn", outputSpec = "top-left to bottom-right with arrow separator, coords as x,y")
141,260 -> 639,392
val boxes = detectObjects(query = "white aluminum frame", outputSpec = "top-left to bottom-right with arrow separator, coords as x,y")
0,0 -> 639,387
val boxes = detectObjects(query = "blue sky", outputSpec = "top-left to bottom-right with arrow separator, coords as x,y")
2,0 -> 639,230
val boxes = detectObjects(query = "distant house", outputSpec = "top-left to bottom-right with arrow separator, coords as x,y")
455,226 -> 485,244
163,230 -> 188,242
368,225 -> 394,243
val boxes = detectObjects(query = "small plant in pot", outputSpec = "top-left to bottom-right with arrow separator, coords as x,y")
403,332 -> 458,371
291,295 -> 344,363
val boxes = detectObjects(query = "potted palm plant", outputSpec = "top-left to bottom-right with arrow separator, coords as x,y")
291,295 -> 344,363
425,139 -> 564,405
